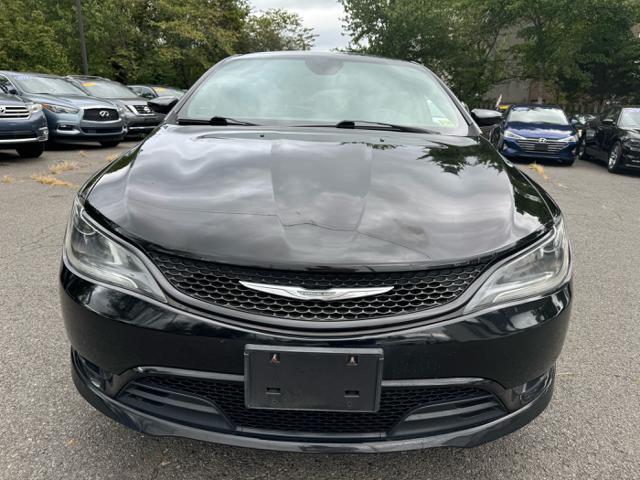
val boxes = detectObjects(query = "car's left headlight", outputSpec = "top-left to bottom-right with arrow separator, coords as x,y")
42,103 -> 80,114
559,134 -> 578,143
63,199 -> 166,301
464,219 -> 570,313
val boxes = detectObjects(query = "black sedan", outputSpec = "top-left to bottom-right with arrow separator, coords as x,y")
579,106 -> 640,173
60,52 -> 571,453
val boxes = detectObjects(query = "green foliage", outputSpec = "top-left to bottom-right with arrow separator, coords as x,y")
240,8 -> 318,52
341,0 -> 640,104
0,0 -> 315,88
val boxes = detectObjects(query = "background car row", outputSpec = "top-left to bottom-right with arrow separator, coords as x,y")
0,70 -> 182,158
489,103 -> 640,174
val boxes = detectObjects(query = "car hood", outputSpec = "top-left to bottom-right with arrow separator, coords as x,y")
0,93 -> 26,105
86,125 -> 555,270
506,122 -> 575,139
108,97 -> 151,107
20,93 -> 117,109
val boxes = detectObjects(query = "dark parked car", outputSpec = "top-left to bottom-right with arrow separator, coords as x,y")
579,106 -> 640,173
0,71 -> 125,147
128,84 -> 185,99
61,52 -> 571,453
0,92 -> 48,157
570,113 -> 595,138
67,76 -> 164,136
495,104 -> 578,165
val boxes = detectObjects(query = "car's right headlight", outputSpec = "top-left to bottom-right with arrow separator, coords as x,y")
63,199 -> 166,301
42,103 -> 80,114
464,219 -> 571,313
504,130 -> 526,140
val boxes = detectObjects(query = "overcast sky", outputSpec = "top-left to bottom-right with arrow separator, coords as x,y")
250,0 -> 348,51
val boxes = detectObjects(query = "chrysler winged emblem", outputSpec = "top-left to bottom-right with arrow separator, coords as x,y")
240,281 -> 393,301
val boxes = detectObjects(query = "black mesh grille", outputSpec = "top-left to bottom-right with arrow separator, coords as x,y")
148,251 -> 488,321
83,108 -> 119,121
123,376 -> 497,434
132,104 -> 153,114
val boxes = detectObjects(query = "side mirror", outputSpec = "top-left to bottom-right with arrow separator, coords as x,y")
148,96 -> 178,114
471,108 -> 503,127
602,118 -> 615,125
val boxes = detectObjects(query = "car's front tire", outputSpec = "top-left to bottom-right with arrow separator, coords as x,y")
607,141 -> 623,173
16,142 -> 45,158
100,141 -> 121,148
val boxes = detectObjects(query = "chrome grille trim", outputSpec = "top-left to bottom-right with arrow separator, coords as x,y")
0,105 -> 30,119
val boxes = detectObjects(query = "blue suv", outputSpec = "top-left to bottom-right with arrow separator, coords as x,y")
0,92 -> 48,157
0,71 -> 125,147
494,105 -> 578,165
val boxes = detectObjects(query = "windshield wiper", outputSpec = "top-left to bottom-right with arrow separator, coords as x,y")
331,120 -> 438,134
177,116 -> 259,126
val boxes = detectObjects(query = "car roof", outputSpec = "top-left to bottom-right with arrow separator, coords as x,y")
509,104 -> 565,110
228,51 -> 423,68
0,70 -> 65,79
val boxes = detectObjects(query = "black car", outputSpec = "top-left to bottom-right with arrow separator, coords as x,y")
60,52 -> 572,453
579,106 -> 640,172
128,84 -> 185,100
67,76 -> 165,137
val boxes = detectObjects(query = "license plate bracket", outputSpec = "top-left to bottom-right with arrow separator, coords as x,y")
244,345 -> 384,412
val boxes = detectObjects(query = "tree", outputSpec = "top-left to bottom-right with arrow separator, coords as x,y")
0,0 -> 316,88
240,8 -> 317,52
340,0 -> 516,103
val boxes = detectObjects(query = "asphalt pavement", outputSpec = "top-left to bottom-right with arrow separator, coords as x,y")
0,141 -> 638,479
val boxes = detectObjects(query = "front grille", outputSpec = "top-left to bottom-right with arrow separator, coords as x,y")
516,139 -> 568,153
83,108 -> 119,122
148,251 -> 489,321
0,105 -> 29,118
0,130 -> 35,140
132,104 -> 153,115
119,376 -> 505,435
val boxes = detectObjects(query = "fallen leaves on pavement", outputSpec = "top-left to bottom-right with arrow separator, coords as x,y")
30,174 -> 75,187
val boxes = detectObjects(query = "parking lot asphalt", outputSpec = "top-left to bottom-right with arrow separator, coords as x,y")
0,141 -> 638,480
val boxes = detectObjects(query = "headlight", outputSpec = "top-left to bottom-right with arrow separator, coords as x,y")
504,130 -> 526,140
117,105 -> 127,115
41,103 -> 80,114
26,103 -> 42,113
64,199 -> 166,301
464,220 -> 570,313
558,135 -> 578,143
625,138 -> 640,149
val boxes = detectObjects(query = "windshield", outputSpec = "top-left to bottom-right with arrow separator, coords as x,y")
179,56 -> 468,134
81,80 -> 139,98
13,75 -> 87,95
153,86 -> 183,97
508,107 -> 569,125
619,108 -> 640,128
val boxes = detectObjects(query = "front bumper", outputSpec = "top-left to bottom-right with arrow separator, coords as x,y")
61,264 -> 571,452
122,113 -> 163,135
0,112 -> 48,147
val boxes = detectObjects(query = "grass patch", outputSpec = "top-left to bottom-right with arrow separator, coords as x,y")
105,153 -> 119,162
1,175 -> 14,184
48,160 -> 78,175
31,174 -> 74,187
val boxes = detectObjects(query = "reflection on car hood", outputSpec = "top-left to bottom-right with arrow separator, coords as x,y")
506,122 -> 575,139
20,93 -> 117,109
86,125 -> 555,270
